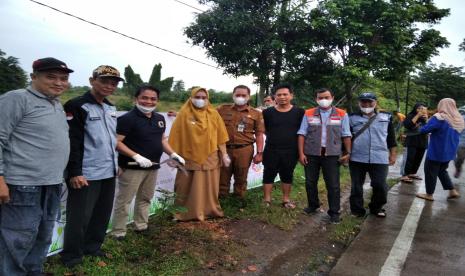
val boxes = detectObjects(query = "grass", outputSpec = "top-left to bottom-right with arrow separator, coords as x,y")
45,218 -> 243,275
44,164 -> 353,274
221,164 -> 352,231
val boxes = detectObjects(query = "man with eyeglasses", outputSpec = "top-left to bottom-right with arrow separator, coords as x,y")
61,65 -> 123,268
0,57 -> 73,275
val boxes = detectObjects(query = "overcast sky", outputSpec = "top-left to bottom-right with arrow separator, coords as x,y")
1,0 -> 464,93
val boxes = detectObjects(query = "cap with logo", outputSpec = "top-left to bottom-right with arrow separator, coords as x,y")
92,65 -> 124,81
358,92 -> 377,101
32,57 -> 74,73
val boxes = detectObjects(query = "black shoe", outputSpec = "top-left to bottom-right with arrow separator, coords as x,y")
62,257 -> 83,268
134,228 -> 150,236
370,208 -> 386,218
111,235 -> 126,241
303,207 -> 319,215
329,215 -> 341,224
351,212 -> 367,218
85,249 -> 107,257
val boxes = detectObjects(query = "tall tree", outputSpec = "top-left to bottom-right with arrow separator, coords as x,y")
0,50 -> 27,94
172,80 -> 185,93
123,65 -> 143,95
185,0 -> 307,101
413,64 -> 465,106
305,0 -> 450,110
148,63 -> 174,92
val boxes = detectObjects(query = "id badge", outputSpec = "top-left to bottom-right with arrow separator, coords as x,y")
237,122 -> 245,133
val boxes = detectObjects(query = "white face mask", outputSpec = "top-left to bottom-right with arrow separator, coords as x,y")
136,103 -> 156,113
192,98 -> 206,108
233,96 -> 248,106
360,106 -> 375,114
317,99 -> 333,108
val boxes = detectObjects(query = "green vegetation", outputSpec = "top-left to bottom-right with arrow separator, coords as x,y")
0,49 -> 27,93
185,0 -> 452,109
221,164 -> 351,230
45,164 -> 355,274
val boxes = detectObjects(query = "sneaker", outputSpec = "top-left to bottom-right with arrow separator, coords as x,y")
303,207 -> 319,215
371,209 -> 386,218
329,215 -> 341,224
111,234 -> 126,241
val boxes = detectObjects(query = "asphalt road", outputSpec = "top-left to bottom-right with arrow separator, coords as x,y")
331,161 -> 465,276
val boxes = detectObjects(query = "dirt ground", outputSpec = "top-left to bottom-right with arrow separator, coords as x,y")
191,190 -> 355,276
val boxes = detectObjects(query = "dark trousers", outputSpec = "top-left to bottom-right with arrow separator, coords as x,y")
349,161 -> 388,215
424,158 -> 454,194
304,155 -> 340,217
0,184 -> 61,276
403,147 -> 426,176
61,177 -> 115,262
454,147 -> 465,173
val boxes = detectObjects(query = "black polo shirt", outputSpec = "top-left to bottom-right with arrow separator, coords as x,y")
117,107 -> 166,169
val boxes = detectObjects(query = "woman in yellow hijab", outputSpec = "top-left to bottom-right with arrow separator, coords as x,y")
169,87 -> 229,221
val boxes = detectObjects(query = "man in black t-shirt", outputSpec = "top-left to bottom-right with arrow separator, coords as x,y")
110,84 -> 184,240
262,84 -> 305,208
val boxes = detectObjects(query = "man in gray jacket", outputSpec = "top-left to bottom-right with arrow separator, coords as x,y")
349,92 -> 397,218
0,57 -> 73,275
61,65 -> 123,268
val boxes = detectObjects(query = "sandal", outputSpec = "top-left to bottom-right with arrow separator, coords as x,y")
448,189 -> 460,199
263,200 -> 271,208
408,175 -> 423,180
416,193 -> 434,201
400,176 -> 413,183
282,201 -> 296,209
375,209 -> 386,218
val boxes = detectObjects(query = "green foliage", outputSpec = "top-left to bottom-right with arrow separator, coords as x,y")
152,188 -> 186,229
413,63 -> 465,106
123,65 -> 143,96
172,80 -> 185,93
185,0 -> 304,99
301,0 -> 450,110
460,38 -> 465,52
186,1 -> 449,110
148,63 -> 174,93
221,164 -> 351,230
0,50 -> 27,93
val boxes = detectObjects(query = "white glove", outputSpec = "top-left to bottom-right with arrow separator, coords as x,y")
170,152 -> 185,166
132,154 -> 153,168
222,154 -> 231,167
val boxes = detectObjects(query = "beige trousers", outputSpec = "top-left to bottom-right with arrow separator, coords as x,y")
111,169 -> 158,236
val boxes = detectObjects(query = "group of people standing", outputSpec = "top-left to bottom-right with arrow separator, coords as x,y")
1,56 -> 464,276
400,100 -> 464,201
0,57 -> 187,274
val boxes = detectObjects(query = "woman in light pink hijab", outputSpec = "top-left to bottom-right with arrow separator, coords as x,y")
434,98 -> 465,133
416,98 -> 464,201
